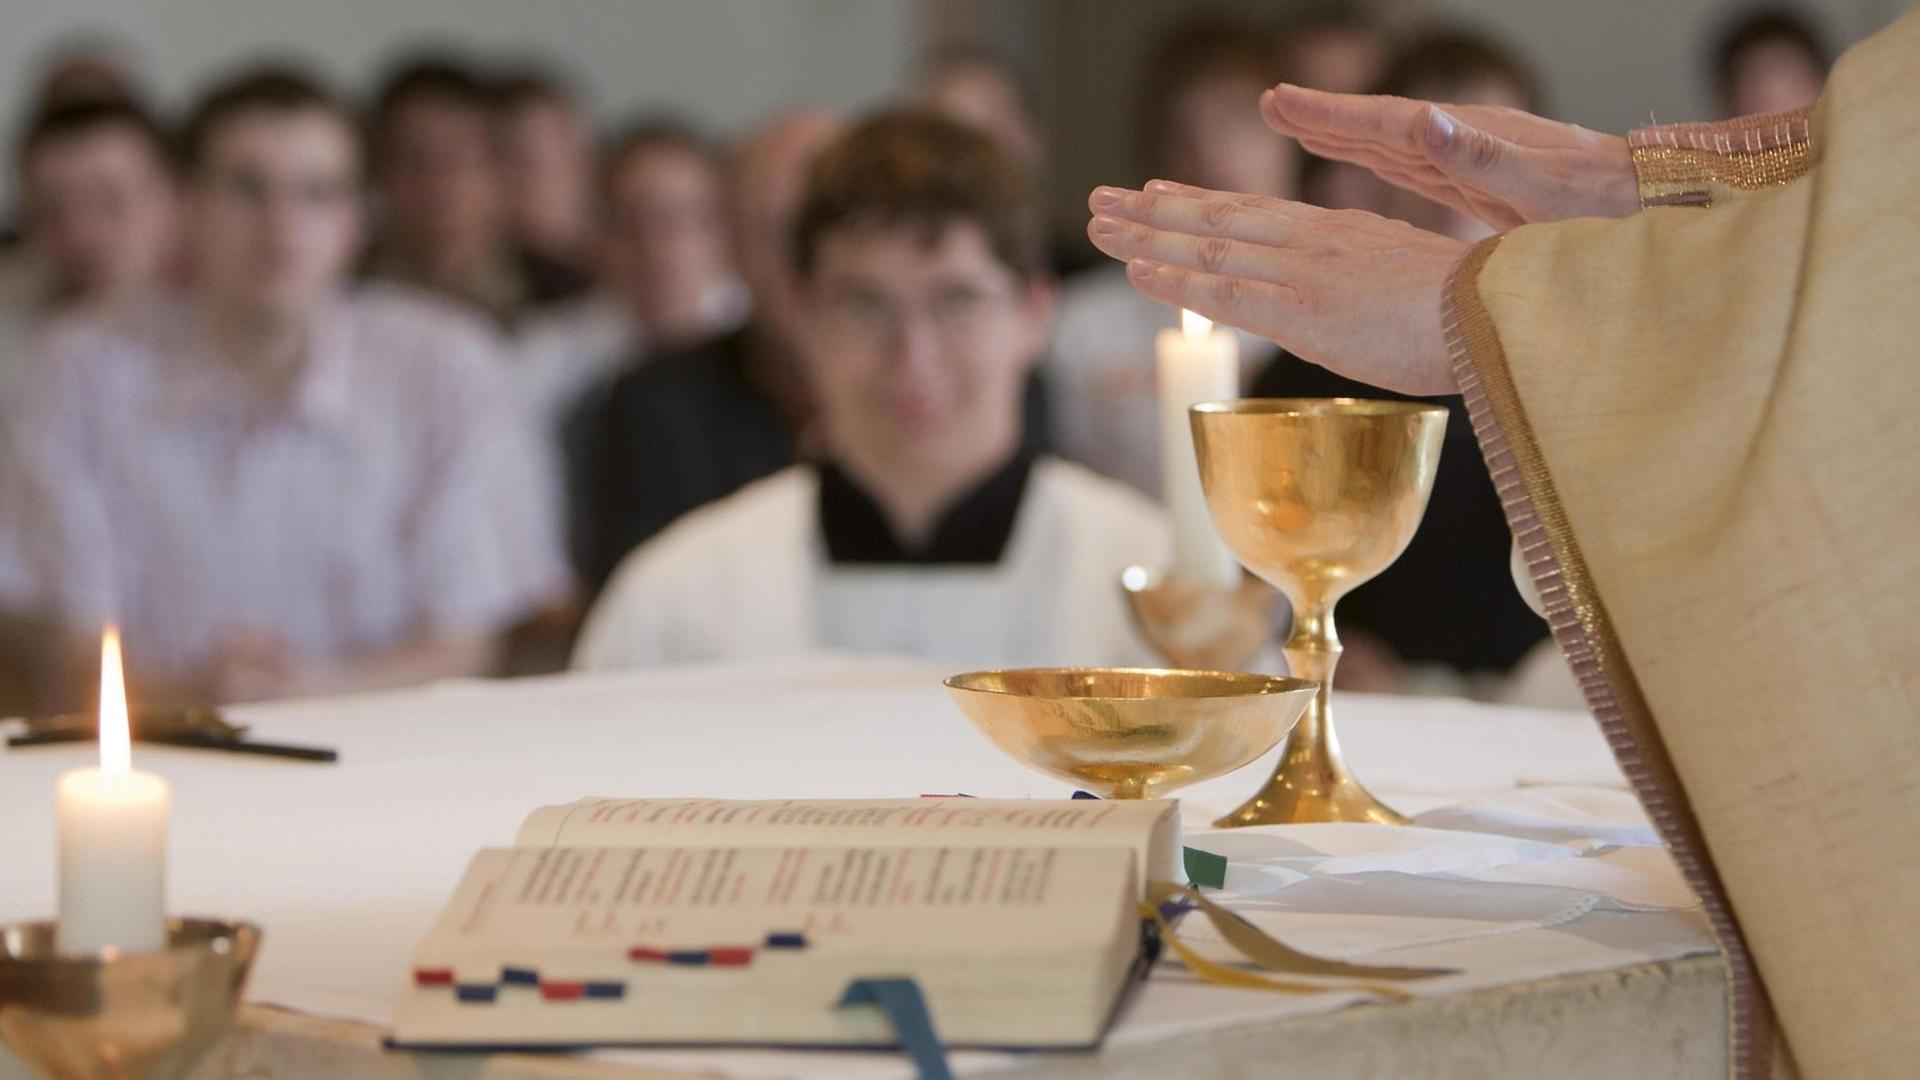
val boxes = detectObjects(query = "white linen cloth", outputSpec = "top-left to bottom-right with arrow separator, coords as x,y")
0,656 -> 1714,1080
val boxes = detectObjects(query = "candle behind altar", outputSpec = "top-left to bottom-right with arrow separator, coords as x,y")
1156,310 -> 1241,586
56,626 -> 170,954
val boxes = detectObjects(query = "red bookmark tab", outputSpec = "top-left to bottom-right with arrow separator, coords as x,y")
413,967 -> 455,986
628,946 -> 670,962
540,981 -> 585,1001
708,947 -> 754,967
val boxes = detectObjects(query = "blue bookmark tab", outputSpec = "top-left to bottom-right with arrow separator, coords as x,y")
837,977 -> 953,1080
500,966 -> 540,986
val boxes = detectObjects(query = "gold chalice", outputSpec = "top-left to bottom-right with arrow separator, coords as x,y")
945,668 -> 1316,800
1192,399 -> 1446,826
0,918 -> 260,1079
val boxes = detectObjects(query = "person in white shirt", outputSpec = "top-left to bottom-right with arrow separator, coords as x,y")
574,111 -> 1167,671
3,98 -> 180,404
512,119 -> 746,429
0,68 -> 566,711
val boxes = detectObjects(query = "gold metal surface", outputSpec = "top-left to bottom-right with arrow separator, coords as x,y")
1192,399 -> 1446,826
945,668 -> 1316,799
1119,566 -> 1276,672
0,918 -> 261,1079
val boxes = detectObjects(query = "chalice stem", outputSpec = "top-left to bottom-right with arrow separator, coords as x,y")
1283,602 -> 1343,781
1213,600 -> 1408,826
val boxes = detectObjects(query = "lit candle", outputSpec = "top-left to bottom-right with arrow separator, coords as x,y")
1156,310 -> 1241,586
56,626 -> 170,954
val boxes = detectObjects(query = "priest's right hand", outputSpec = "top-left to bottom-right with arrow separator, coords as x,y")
1261,83 -> 1641,231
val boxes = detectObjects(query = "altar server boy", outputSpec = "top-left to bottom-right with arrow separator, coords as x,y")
574,112 -> 1166,670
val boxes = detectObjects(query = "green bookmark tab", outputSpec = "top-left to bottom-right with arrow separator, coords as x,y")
1182,845 -> 1228,890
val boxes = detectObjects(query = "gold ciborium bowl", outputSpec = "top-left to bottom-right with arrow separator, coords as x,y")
945,668 -> 1317,800
1192,398 -> 1446,827
0,918 -> 261,1080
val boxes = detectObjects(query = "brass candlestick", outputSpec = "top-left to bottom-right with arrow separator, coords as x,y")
0,918 -> 260,1079
1118,567 -> 1276,673
1192,399 -> 1446,827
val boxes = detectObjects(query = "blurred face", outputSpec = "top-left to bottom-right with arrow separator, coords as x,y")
1286,27 -> 1388,95
1163,76 -> 1297,197
187,108 -> 363,323
497,96 -> 590,253
921,66 -> 1039,170
1725,40 -> 1824,117
803,221 -> 1048,484
729,114 -> 839,348
378,97 -> 503,256
23,126 -> 177,299
600,144 -> 731,319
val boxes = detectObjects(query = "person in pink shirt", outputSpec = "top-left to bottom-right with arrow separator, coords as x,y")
0,67 -> 566,712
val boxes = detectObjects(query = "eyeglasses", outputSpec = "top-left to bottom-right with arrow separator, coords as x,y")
202,168 -> 357,210
816,284 -> 1015,344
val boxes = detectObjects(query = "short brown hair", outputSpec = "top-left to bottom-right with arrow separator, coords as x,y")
177,66 -> 359,174
596,117 -> 720,207
1137,19 -> 1281,177
792,109 -> 1041,282
493,65 -> 579,116
16,98 -> 171,179
1377,31 -> 1544,115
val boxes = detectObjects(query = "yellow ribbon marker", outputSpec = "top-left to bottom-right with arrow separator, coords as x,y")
1142,881 -> 1456,997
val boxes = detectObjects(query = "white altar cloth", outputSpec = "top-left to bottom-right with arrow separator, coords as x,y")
0,654 -> 1717,1079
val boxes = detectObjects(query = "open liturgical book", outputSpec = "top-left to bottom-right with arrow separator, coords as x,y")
390,797 -> 1182,1051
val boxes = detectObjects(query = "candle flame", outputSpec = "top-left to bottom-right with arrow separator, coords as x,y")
1180,308 -> 1212,339
99,625 -> 130,776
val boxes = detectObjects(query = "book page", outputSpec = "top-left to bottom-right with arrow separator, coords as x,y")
396,843 -> 1141,1048
514,798 -> 1179,886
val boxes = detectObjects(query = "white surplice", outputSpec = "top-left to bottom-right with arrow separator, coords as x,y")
573,457 -> 1169,671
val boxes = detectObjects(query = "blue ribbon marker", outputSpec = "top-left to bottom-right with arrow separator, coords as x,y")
837,977 -> 953,1080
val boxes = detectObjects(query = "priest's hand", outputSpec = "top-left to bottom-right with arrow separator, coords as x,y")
1088,180 -> 1466,395
1260,84 -> 1639,231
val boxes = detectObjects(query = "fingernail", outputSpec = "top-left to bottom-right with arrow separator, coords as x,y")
1425,107 -> 1456,150
1144,178 -> 1178,194
1127,259 -> 1157,281
1089,216 -> 1120,237
1091,187 -> 1122,210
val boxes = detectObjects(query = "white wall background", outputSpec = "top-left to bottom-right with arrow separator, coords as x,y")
1,0 -> 1912,226
0,0 -> 920,209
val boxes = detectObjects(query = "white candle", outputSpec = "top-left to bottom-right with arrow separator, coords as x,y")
1156,310 -> 1241,586
56,626 -> 169,955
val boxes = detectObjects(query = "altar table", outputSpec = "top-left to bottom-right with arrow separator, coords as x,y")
0,655 -> 1728,1079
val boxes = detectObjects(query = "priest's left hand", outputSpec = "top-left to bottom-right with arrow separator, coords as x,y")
1088,179 -> 1467,396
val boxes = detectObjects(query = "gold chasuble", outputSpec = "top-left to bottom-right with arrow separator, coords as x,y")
1445,11 -> 1918,1080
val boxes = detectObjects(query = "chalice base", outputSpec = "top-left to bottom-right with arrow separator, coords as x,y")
1213,753 -> 1410,826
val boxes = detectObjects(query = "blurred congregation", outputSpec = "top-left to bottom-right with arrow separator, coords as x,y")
0,1 -> 1845,716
